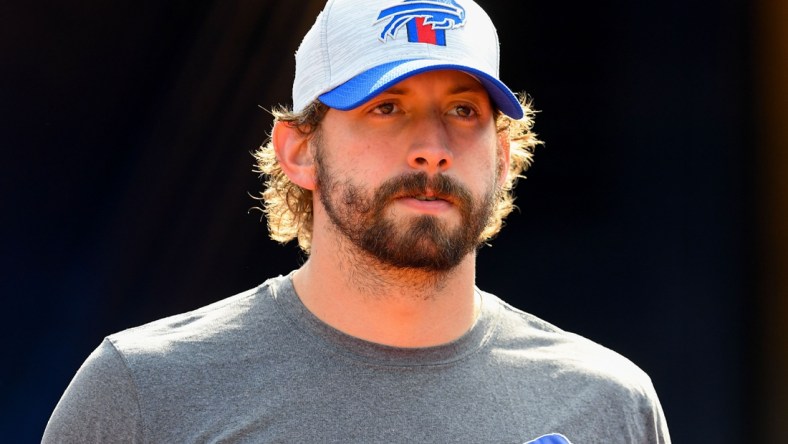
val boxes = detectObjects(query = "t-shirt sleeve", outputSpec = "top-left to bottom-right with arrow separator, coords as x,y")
650,396 -> 672,443
637,378 -> 672,444
42,338 -> 144,443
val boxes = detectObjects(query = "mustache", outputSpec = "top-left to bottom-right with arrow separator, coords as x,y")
363,172 -> 473,211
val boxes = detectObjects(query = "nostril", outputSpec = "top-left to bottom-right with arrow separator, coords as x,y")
408,149 -> 452,171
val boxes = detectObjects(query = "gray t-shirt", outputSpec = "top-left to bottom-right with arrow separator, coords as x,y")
43,273 -> 670,443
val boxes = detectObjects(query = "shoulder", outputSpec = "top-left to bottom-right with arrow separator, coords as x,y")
487,292 -> 660,402
43,338 -> 143,441
483,293 -> 670,441
108,276 -> 283,356
44,275 -> 295,441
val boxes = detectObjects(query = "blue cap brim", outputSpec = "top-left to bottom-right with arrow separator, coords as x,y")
318,59 -> 524,119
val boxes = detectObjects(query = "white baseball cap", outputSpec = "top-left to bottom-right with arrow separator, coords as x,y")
292,0 -> 524,119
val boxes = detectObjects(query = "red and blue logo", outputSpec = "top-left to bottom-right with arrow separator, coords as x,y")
376,0 -> 466,46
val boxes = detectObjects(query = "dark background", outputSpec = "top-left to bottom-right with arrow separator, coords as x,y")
2,0 -> 784,442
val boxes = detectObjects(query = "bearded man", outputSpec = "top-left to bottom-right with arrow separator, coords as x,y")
43,1 -> 671,442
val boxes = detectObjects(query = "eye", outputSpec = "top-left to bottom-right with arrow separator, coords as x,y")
371,102 -> 399,115
448,104 -> 477,118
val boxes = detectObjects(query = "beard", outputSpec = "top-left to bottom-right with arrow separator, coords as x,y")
314,144 -> 497,272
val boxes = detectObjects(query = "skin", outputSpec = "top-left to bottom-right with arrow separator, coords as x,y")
273,70 -> 510,347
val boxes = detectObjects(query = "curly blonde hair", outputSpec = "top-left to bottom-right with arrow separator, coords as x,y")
253,96 -> 540,253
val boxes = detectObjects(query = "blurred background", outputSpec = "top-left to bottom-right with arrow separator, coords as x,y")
1,0 -> 785,442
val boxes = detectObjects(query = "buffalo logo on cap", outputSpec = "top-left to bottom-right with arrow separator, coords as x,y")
375,0 -> 466,46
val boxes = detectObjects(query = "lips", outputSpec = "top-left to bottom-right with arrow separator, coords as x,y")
399,191 -> 453,205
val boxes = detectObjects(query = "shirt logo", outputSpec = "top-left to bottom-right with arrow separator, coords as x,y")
525,433 -> 573,444
375,0 -> 466,46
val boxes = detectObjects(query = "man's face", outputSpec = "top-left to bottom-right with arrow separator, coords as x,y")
312,70 -> 506,271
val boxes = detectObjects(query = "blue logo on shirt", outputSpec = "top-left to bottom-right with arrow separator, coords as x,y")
525,433 -> 573,444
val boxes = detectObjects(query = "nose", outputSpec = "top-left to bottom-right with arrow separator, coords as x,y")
406,115 -> 454,174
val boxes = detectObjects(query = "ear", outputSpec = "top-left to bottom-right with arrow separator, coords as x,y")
272,120 -> 316,190
496,132 -> 511,187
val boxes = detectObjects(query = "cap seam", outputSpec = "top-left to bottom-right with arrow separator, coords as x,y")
320,0 -> 335,104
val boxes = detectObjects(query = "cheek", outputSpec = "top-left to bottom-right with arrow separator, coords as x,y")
350,145 -> 404,184
325,126 -> 402,171
464,139 -> 501,176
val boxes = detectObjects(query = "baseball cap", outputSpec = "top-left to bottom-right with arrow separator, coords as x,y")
292,0 -> 524,119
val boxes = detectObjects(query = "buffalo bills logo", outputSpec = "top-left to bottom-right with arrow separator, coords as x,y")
375,0 -> 466,46
525,433 -> 573,444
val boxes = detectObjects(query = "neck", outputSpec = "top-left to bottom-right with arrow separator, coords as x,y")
292,231 -> 480,348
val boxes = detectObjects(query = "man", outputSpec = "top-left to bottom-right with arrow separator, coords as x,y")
44,0 -> 671,442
